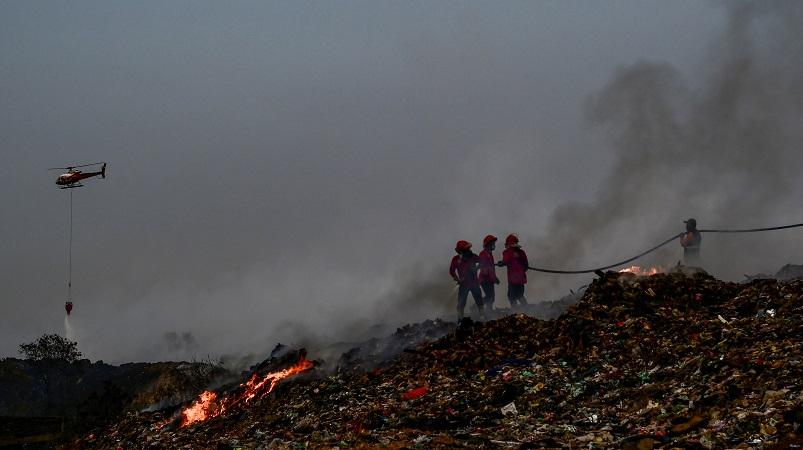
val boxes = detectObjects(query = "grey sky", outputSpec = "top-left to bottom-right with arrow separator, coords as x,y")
3,1 -> 799,362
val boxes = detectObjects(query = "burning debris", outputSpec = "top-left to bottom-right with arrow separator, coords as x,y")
0,358 -> 229,447
74,270 -> 803,449
181,391 -> 219,426
176,353 -> 315,428
618,265 -> 663,277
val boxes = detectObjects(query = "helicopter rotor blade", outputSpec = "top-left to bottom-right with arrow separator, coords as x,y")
48,162 -> 105,170
71,161 -> 105,169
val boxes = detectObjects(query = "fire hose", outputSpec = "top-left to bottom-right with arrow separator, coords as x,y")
525,221 -> 803,275
698,223 -> 803,233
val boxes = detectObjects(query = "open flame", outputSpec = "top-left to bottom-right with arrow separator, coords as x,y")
180,356 -> 314,427
618,265 -> 663,276
181,391 -> 220,426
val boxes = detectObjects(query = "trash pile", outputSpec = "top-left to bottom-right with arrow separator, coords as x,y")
745,264 -> 803,282
336,319 -> 454,375
74,271 -> 803,449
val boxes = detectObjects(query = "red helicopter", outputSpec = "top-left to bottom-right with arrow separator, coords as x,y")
50,162 -> 107,188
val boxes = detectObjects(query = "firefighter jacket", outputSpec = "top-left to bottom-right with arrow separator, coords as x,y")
450,252 -> 480,287
478,249 -> 499,284
502,247 -> 529,285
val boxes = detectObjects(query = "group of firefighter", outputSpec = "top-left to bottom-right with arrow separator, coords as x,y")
449,219 -> 702,322
449,233 -> 528,322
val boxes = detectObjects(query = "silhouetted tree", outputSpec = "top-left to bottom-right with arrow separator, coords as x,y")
19,333 -> 82,362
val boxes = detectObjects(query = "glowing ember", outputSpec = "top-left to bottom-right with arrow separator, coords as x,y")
179,356 -> 314,427
618,265 -> 663,276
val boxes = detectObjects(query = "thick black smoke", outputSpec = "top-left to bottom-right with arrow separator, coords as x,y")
526,1 -> 803,296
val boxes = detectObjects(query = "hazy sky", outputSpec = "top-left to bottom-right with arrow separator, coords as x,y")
2,1 -> 800,362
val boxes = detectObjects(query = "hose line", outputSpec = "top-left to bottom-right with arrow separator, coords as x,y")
525,221 -> 803,275
527,233 -> 682,274
699,223 -> 803,233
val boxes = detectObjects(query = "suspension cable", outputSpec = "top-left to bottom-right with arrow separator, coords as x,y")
68,190 -> 73,302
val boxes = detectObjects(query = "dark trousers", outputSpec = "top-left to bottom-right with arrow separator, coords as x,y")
457,285 -> 484,319
481,283 -> 495,309
684,247 -> 701,267
507,284 -> 527,306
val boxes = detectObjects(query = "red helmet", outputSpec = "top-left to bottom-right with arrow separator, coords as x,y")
483,235 -> 498,246
504,234 -> 519,247
455,240 -> 472,252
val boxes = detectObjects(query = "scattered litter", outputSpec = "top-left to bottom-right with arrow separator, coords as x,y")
500,402 -> 518,416
401,385 -> 428,401
73,272 -> 803,449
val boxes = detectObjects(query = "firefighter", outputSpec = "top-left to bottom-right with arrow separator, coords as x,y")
498,234 -> 529,308
680,218 -> 702,266
478,235 -> 500,314
449,240 -> 485,322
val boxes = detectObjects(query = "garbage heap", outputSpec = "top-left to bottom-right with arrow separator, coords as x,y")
77,272 -> 803,449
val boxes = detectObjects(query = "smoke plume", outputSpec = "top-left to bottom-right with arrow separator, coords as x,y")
524,2 -> 803,296
2,2 -> 801,362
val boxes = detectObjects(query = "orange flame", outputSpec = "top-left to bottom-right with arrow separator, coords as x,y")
618,265 -> 662,276
179,356 -> 314,427
241,356 -> 315,405
181,391 -> 220,426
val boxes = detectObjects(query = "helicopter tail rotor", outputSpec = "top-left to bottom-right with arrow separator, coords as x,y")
101,163 -> 106,179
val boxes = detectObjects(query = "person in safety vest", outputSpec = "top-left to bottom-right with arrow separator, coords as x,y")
680,218 -> 702,266
449,240 -> 485,322
498,234 -> 529,308
478,235 -> 500,313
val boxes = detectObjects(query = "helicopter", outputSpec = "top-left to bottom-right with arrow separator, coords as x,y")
50,162 -> 106,188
